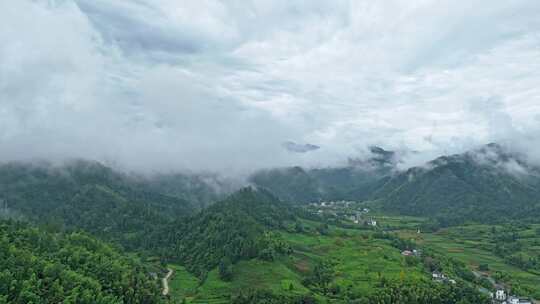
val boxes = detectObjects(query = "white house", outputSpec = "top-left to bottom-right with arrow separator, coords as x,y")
401,250 -> 413,256
495,289 -> 506,301
432,272 -> 444,280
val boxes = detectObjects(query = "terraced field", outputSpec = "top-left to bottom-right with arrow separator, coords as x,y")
422,226 -> 540,299
395,220 -> 540,300
167,221 -> 425,303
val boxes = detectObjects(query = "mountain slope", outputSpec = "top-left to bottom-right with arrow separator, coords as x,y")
252,143 -> 540,225
141,172 -> 237,209
250,146 -> 396,203
374,144 -> 540,225
0,160 -> 194,248
150,187 -> 296,276
0,220 -> 161,303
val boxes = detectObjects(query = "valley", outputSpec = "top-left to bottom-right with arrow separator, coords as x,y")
1,144 -> 540,303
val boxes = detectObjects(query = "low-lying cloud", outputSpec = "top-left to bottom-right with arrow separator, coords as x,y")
1,0 -> 540,175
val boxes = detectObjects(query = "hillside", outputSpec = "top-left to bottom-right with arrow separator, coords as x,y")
252,144 -> 540,226
161,212 -> 489,303
148,187 -> 296,276
250,146 -> 396,204
0,220 -> 161,303
141,172 -> 237,210
0,160 -> 194,248
374,144 -> 540,225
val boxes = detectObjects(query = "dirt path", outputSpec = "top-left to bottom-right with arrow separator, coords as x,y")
162,268 -> 173,296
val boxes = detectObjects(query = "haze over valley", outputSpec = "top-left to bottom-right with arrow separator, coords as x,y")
2,1 -> 540,303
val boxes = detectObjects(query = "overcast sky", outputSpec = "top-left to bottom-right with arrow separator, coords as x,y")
1,0 -> 540,173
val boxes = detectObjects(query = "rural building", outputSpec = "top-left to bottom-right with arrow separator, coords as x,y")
401,250 -> 413,256
495,289 -> 506,301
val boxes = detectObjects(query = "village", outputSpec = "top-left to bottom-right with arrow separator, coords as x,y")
306,200 -> 378,227
305,200 -> 536,304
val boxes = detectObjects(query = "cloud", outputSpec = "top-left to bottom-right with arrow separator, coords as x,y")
282,141 -> 320,153
1,0 -> 540,174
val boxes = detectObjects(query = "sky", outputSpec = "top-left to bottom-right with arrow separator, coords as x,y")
1,0 -> 540,174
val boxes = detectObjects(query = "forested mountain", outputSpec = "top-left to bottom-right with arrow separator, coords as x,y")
0,160 -> 194,249
251,144 -> 540,226
0,220 -> 161,303
374,144 -> 540,225
141,172 -> 237,210
250,146 -> 396,203
146,187 -> 296,276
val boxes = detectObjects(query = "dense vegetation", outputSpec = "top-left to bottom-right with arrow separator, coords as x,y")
361,279 -> 489,304
1,144 -> 539,302
414,221 -> 540,299
147,188 -> 296,276
141,172 -> 236,210
164,215 -> 491,303
228,280 -> 489,304
0,220 -> 161,303
253,144 -> 540,226
0,160 -> 194,249
250,147 -> 395,203
375,144 -> 540,225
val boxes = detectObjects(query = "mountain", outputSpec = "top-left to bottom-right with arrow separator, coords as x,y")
374,144 -> 540,225
251,143 -> 540,226
0,160 -> 194,248
141,172 -> 238,210
0,220 -> 161,303
147,187 -> 296,276
249,146 -> 396,203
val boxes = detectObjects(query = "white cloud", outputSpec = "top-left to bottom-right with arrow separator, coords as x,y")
1,0 -> 540,173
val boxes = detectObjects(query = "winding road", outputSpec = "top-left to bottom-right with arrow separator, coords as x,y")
162,268 -> 173,296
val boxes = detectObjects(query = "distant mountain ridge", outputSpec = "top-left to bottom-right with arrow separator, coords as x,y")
249,146 -> 398,203
374,143 -> 540,225
0,160 -> 197,248
251,143 -> 540,225
2,143 -> 539,235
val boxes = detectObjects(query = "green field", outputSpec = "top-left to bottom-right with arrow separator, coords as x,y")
165,214 -> 540,303
421,225 -> 540,299
167,221 -> 425,303
390,217 -> 540,300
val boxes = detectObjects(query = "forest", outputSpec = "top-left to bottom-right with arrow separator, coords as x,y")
0,220 -> 161,303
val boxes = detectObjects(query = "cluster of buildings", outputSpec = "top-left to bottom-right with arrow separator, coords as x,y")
492,288 -> 532,304
309,201 -> 377,226
431,271 -> 456,284
310,200 -> 356,208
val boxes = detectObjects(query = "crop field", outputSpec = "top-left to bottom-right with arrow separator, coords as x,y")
421,225 -> 540,299
168,221 -> 425,303
389,215 -> 540,301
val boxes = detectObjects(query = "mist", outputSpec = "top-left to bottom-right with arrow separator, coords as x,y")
2,1 -> 540,176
